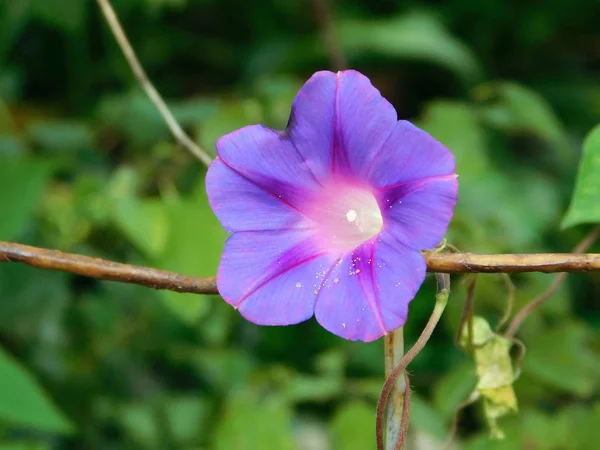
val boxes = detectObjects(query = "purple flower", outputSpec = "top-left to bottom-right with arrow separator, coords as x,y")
206,70 -> 457,342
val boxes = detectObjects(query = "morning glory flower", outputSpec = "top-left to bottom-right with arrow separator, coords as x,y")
206,70 -> 457,342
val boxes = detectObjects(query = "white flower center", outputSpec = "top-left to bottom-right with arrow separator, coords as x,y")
306,184 -> 383,252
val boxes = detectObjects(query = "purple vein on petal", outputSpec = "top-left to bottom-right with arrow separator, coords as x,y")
330,72 -> 340,175
234,251 -> 329,309
279,130 -> 325,189
365,122 -> 402,176
376,173 -> 458,192
368,240 -> 388,336
238,227 -> 316,234
313,253 -> 345,307
217,157 -> 311,220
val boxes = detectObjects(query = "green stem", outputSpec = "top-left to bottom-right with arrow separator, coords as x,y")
377,274 -> 451,450
384,327 -> 405,449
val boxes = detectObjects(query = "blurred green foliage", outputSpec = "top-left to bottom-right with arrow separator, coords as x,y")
1,0 -> 600,448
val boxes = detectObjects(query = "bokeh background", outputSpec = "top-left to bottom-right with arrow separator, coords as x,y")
1,0 -> 600,449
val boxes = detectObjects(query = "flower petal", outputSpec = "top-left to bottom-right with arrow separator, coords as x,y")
206,158 -> 312,232
314,232 -> 426,342
379,175 -> 458,250
368,121 -> 456,188
334,70 -> 397,177
286,71 -> 337,182
287,70 -> 397,181
217,230 -> 338,325
216,124 -> 321,208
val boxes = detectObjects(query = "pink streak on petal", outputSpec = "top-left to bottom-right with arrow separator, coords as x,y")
333,70 -> 398,178
206,158 -> 313,232
287,71 -> 338,183
313,232 -> 426,342
367,120 -> 456,188
287,70 -> 398,183
216,124 -> 322,211
379,176 -> 459,251
217,229 -> 338,326
314,243 -> 387,342
373,233 -> 426,331
376,173 -> 458,193
238,252 -> 339,326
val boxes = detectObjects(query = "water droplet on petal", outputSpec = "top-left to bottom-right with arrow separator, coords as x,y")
296,282 -> 303,288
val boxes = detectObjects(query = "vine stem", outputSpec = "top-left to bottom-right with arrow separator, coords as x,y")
383,327 -> 405,449
376,274 -> 451,450
504,224 -> 600,338
2,242 -> 600,297
0,241 -> 217,294
95,0 -> 213,167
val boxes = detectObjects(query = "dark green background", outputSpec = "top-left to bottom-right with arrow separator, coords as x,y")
1,0 -> 600,449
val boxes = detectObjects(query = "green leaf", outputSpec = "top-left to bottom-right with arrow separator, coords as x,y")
111,197 -> 170,259
97,92 -> 216,148
419,101 -> 490,185
464,434 -> 521,450
330,401 -> 375,450
0,1 -> 31,64
118,403 -> 159,447
523,322 -> 600,396
0,443 -> 49,450
252,75 -> 304,129
0,97 -> 15,133
432,360 -> 477,419
464,405 -> 600,450
475,81 -> 569,151
282,372 -> 343,404
214,392 -> 294,450
338,12 -> 483,84
410,395 -> 447,439
0,346 -> 74,433
157,186 -> 227,323
562,124 -> 600,228
518,409 -> 565,450
0,264 -> 70,330
419,100 -> 561,251
120,396 -> 211,447
27,120 -> 94,154
164,396 -> 211,445
191,349 -> 255,393
557,403 -> 600,448
31,0 -> 86,33
107,170 -> 224,322
197,99 -> 263,155
107,167 -> 169,258
248,12 -> 482,85
0,155 -> 51,240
